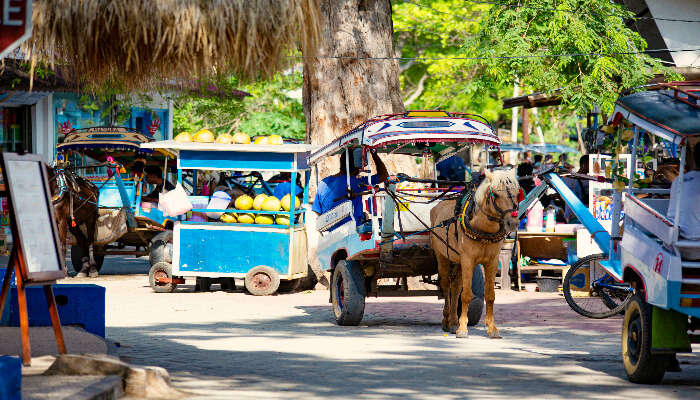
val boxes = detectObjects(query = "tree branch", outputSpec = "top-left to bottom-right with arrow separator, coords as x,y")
404,73 -> 428,107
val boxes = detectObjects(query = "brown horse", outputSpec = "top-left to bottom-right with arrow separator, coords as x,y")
430,169 -> 520,338
48,166 -> 100,277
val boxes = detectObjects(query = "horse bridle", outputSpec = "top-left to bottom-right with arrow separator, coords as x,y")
482,186 -> 522,222
455,184 -> 523,244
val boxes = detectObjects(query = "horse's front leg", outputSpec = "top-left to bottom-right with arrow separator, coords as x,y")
456,254 -> 475,338
483,256 -> 501,339
436,253 -> 451,332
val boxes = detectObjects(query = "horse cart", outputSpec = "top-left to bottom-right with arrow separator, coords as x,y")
308,111 -> 502,326
56,126 -> 176,272
139,140 -> 315,295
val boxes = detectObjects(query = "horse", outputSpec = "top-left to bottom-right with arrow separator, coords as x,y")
429,169 -> 521,338
48,166 -> 100,277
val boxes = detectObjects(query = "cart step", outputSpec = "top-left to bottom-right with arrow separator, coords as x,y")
682,261 -> 700,268
677,240 -> 700,249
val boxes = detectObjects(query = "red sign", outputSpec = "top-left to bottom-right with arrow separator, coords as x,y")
0,0 -> 32,59
653,252 -> 664,274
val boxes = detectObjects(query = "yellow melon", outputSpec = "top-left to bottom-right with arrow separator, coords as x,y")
215,133 -> 233,144
255,214 -> 275,225
220,214 -> 236,223
275,216 -> 290,226
253,136 -> 269,145
234,195 -> 253,210
261,196 -> 281,211
193,129 -> 215,143
280,194 -> 300,211
268,135 -> 283,145
236,213 -> 255,224
233,132 -> 251,144
253,194 -> 268,210
174,131 -> 192,143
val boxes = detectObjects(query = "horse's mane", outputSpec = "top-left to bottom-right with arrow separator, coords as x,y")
474,169 -> 519,205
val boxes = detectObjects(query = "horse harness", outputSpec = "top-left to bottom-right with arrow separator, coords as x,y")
51,168 -> 98,228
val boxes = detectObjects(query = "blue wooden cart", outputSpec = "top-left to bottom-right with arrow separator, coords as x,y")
140,141 -> 315,295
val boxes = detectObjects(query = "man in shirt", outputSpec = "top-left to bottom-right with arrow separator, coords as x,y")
436,155 -> 468,182
667,142 -> 700,259
563,155 -> 590,223
312,149 -> 388,228
141,165 -> 175,203
271,172 -> 304,199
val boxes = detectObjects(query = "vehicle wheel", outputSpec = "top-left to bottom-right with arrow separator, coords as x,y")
149,230 -> 173,266
331,260 -> 366,326
220,277 -> 236,291
622,294 -> 669,383
245,266 -> 281,296
563,254 -> 633,319
149,262 -> 177,293
195,277 -> 212,292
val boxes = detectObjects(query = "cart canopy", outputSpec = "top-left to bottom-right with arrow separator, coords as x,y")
57,126 -> 156,154
610,82 -> 700,144
308,111 -> 500,165
141,141 -> 318,154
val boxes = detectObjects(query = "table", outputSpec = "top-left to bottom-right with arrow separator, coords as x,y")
514,231 -> 575,291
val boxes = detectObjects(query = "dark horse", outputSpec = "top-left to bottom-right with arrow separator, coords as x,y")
48,166 -> 100,277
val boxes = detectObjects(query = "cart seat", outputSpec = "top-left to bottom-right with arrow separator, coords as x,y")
624,193 -> 674,244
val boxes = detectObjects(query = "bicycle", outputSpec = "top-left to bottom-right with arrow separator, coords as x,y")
562,253 -> 634,319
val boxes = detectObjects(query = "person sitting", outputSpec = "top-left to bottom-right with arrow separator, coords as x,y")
517,162 -> 534,194
312,149 -> 388,230
667,142 -> 700,259
563,155 -> 590,223
436,155 -> 469,181
533,154 -> 543,170
270,172 -> 303,199
131,159 -> 146,178
141,165 -> 175,204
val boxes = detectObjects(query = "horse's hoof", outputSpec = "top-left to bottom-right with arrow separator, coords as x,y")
442,322 -> 449,332
76,272 -> 87,278
449,326 -> 458,334
488,330 -> 502,339
88,268 -> 98,278
456,329 -> 469,338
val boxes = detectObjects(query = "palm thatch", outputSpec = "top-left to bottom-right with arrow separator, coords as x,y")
26,0 -> 320,89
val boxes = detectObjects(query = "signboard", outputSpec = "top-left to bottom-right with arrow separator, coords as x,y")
1,152 -> 66,282
0,0 -> 32,59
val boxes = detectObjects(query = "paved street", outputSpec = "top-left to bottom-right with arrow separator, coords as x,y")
67,256 -> 700,399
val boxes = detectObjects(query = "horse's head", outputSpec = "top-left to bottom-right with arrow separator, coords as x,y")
478,168 -> 521,232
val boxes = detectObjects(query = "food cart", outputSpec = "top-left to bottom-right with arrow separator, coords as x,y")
140,140 -> 315,295
308,110 -> 498,326
56,126 -> 176,271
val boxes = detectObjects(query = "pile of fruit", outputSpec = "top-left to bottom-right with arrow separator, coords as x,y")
218,193 -> 300,226
174,129 -> 284,145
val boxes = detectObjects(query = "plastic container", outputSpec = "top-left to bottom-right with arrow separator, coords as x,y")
545,207 -> 556,232
206,191 -> 232,219
526,201 -> 544,232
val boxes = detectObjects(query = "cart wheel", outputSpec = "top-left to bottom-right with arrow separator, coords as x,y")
331,260 -> 366,326
245,266 -> 280,296
149,230 -> 173,266
622,294 -> 669,383
195,277 -> 212,292
149,262 -> 177,293
220,277 -> 236,291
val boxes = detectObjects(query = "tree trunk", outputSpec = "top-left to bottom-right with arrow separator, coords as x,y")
521,107 -> 531,145
303,0 -> 414,187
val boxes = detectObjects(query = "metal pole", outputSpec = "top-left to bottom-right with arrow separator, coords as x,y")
627,126 -> 639,196
673,144 -> 687,243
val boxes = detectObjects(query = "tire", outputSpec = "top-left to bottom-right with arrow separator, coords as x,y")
331,260 -> 366,326
245,266 -> 281,296
563,254 -> 633,319
149,230 -> 173,266
149,262 -> 177,293
622,295 -> 669,383
220,277 -> 236,291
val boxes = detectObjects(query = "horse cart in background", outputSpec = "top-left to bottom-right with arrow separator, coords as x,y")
308,110 -> 500,326
140,140 -> 315,295
56,126 -> 176,272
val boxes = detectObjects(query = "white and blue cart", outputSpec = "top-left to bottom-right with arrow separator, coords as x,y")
140,141 -> 315,295
308,110 -> 501,326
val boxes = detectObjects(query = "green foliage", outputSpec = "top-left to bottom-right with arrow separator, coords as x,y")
172,71 -> 306,140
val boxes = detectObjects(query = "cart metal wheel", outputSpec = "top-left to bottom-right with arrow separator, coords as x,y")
245,266 -> 281,296
331,260 -> 366,326
71,245 -> 105,273
149,262 -> 177,293
622,294 -> 670,384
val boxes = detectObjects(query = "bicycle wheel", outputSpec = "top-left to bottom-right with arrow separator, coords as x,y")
563,254 -> 633,319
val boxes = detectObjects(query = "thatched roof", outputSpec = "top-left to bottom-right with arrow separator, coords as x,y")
26,0 -> 320,89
